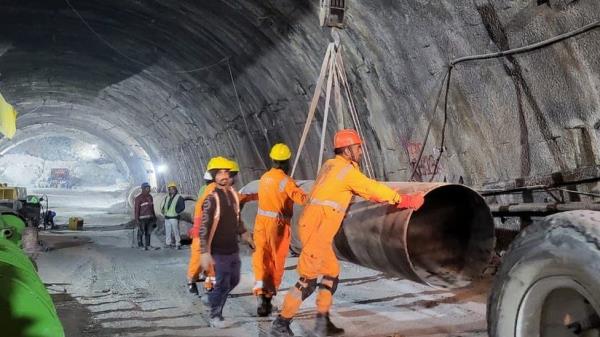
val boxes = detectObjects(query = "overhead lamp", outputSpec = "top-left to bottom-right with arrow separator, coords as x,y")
156,164 -> 168,173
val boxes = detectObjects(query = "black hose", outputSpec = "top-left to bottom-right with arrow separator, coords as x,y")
450,21 -> 600,66
413,20 -> 600,182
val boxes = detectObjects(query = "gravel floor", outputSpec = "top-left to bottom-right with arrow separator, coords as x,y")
36,189 -> 489,337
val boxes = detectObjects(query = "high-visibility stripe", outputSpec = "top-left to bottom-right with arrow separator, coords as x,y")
257,208 -> 291,219
308,198 -> 345,213
278,177 -> 289,192
336,164 -> 353,180
207,188 -> 241,252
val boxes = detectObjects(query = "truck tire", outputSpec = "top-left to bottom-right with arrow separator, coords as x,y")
488,210 -> 600,337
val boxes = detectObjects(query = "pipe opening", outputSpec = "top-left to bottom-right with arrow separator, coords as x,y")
407,185 -> 494,288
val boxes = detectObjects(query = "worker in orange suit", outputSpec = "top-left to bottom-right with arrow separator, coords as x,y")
270,129 -> 426,337
252,143 -> 307,317
186,158 -> 231,295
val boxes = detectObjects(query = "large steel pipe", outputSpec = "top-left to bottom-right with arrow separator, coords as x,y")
240,181 -> 494,289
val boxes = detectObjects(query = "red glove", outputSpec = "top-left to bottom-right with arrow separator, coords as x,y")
397,192 -> 425,210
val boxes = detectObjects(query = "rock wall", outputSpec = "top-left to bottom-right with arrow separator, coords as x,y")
0,0 -> 599,193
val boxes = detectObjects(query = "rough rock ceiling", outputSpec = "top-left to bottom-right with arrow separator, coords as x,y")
1,0 -> 599,193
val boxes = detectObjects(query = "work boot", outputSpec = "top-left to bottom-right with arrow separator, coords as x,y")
209,316 -> 233,329
188,282 -> 198,295
313,313 -> 344,337
257,295 -> 273,317
269,316 -> 294,337
144,246 -> 149,251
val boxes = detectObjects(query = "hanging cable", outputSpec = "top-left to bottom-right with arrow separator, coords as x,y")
291,44 -> 334,178
429,66 -> 452,182
409,68 -> 450,181
64,0 -> 230,74
226,59 -> 267,170
317,51 -> 336,170
450,21 -> 600,67
412,20 -> 600,182
335,51 -> 375,177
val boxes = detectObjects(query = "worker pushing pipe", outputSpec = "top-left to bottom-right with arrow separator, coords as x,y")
251,143 -> 308,317
268,129 -> 427,336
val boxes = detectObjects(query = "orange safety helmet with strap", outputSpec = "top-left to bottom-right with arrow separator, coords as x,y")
334,129 -> 362,149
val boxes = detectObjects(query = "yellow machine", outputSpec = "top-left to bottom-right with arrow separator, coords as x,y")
68,217 -> 84,231
0,186 -> 27,201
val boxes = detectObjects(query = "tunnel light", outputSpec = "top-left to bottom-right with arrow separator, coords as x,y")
79,143 -> 101,160
156,164 -> 168,173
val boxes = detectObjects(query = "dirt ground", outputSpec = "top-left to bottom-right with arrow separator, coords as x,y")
35,189 -> 489,337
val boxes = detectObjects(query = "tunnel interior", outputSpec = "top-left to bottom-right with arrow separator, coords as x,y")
2,0 -> 600,193
3,1 -> 600,335
0,0 -> 330,193
407,186 -> 495,288
0,134 -> 128,189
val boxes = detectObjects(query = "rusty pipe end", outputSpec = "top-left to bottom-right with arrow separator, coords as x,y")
405,184 -> 495,288
334,183 -> 494,289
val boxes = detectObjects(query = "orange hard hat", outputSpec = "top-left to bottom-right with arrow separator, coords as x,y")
334,129 -> 362,149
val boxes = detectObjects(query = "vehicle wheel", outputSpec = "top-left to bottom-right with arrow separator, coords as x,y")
488,210 -> 600,337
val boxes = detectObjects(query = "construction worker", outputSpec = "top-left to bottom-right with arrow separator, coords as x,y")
161,181 -> 185,249
270,129 -> 425,337
187,160 -> 224,295
134,182 -> 157,251
198,171 -> 213,198
227,159 -> 258,203
252,143 -> 307,317
199,157 -> 254,328
43,210 -> 56,230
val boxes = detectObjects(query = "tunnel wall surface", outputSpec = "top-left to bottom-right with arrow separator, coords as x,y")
1,0 -> 599,193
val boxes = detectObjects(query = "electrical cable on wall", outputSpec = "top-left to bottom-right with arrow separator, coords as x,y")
412,20 -> 600,182
408,68 -> 450,181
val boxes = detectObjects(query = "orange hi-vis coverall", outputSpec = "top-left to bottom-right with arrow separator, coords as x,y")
280,155 -> 402,318
187,183 -> 216,284
252,168 -> 307,297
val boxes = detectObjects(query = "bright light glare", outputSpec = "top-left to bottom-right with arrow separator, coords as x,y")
79,143 -> 101,160
157,164 -> 168,173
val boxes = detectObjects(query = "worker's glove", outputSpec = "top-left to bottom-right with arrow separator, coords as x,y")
241,231 -> 256,250
397,192 -> 425,210
200,253 -> 214,271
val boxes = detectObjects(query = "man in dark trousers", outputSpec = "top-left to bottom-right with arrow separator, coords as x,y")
199,159 -> 253,328
134,182 -> 156,250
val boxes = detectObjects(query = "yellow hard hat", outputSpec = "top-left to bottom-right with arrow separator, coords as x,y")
229,159 -> 240,173
167,181 -> 177,189
207,156 -> 234,171
270,143 -> 292,161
